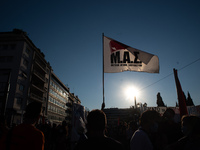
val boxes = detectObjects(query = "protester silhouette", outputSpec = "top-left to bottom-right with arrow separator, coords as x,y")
48,123 -> 57,150
157,108 -> 183,149
165,115 -> 200,150
126,121 -> 138,150
0,101 -> 45,150
55,120 -> 69,150
74,109 -> 124,150
130,110 -> 161,150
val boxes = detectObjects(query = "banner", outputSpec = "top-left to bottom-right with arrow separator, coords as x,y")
173,68 -> 188,118
104,36 -> 159,73
71,103 -> 87,142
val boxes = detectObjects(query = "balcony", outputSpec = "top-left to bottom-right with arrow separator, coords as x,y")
33,69 -> 45,82
34,59 -> 47,73
30,93 -> 44,102
44,83 -> 48,91
31,84 -> 45,93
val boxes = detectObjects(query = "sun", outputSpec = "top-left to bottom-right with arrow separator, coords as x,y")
124,86 -> 139,101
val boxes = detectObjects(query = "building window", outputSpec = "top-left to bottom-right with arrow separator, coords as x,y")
23,59 -> 28,67
0,56 -> 13,63
16,97 -> 23,104
19,84 -> 24,91
21,71 -> 27,79
26,48 -> 30,54
25,48 -> 31,56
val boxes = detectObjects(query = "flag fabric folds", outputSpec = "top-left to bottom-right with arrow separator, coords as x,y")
103,36 -> 159,73
173,68 -> 188,118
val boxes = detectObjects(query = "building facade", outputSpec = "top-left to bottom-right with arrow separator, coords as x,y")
48,72 -> 69,124
0,29 -> 51,125
29,47 -> 51,122
0,29 -> 81,126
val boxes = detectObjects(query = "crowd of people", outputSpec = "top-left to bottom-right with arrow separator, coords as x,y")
1,101 -> 200,150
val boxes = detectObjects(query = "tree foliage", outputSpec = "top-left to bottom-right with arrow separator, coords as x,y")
176,91 -> 195,106
186,92 -> 194,106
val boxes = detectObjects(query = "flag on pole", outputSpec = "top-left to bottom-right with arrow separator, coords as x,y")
103,36 -> 159,73
173,68 -> 188,118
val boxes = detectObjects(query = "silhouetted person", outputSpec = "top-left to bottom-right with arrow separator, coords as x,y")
75,109 -> 124,150
165,115 -> 200,150
0,101 -> 45,150
130,110 -> 161,150
48,123 -> 57,150
126,121 -> 138,150
158,108 -> 183,149
55,120 -> 69,150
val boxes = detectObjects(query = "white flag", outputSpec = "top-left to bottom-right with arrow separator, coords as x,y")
104,36 -> 159,73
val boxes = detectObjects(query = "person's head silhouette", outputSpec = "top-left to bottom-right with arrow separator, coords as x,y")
23,101 -> 42,125
86,109 -> 107,137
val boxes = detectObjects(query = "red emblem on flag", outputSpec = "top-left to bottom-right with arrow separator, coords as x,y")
109,40 -> 128,53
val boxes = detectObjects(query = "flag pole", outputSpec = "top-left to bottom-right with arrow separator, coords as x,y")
101,33 -> 105,110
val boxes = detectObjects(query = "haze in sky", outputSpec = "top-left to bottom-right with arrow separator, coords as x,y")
1,0 -> 200,110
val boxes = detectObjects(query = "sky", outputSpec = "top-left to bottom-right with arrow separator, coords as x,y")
1,0 -> 200,110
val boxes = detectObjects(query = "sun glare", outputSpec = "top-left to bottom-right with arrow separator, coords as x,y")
124,86 -> 139,101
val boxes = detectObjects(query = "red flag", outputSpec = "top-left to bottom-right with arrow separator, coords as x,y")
173,68 -> 188,118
